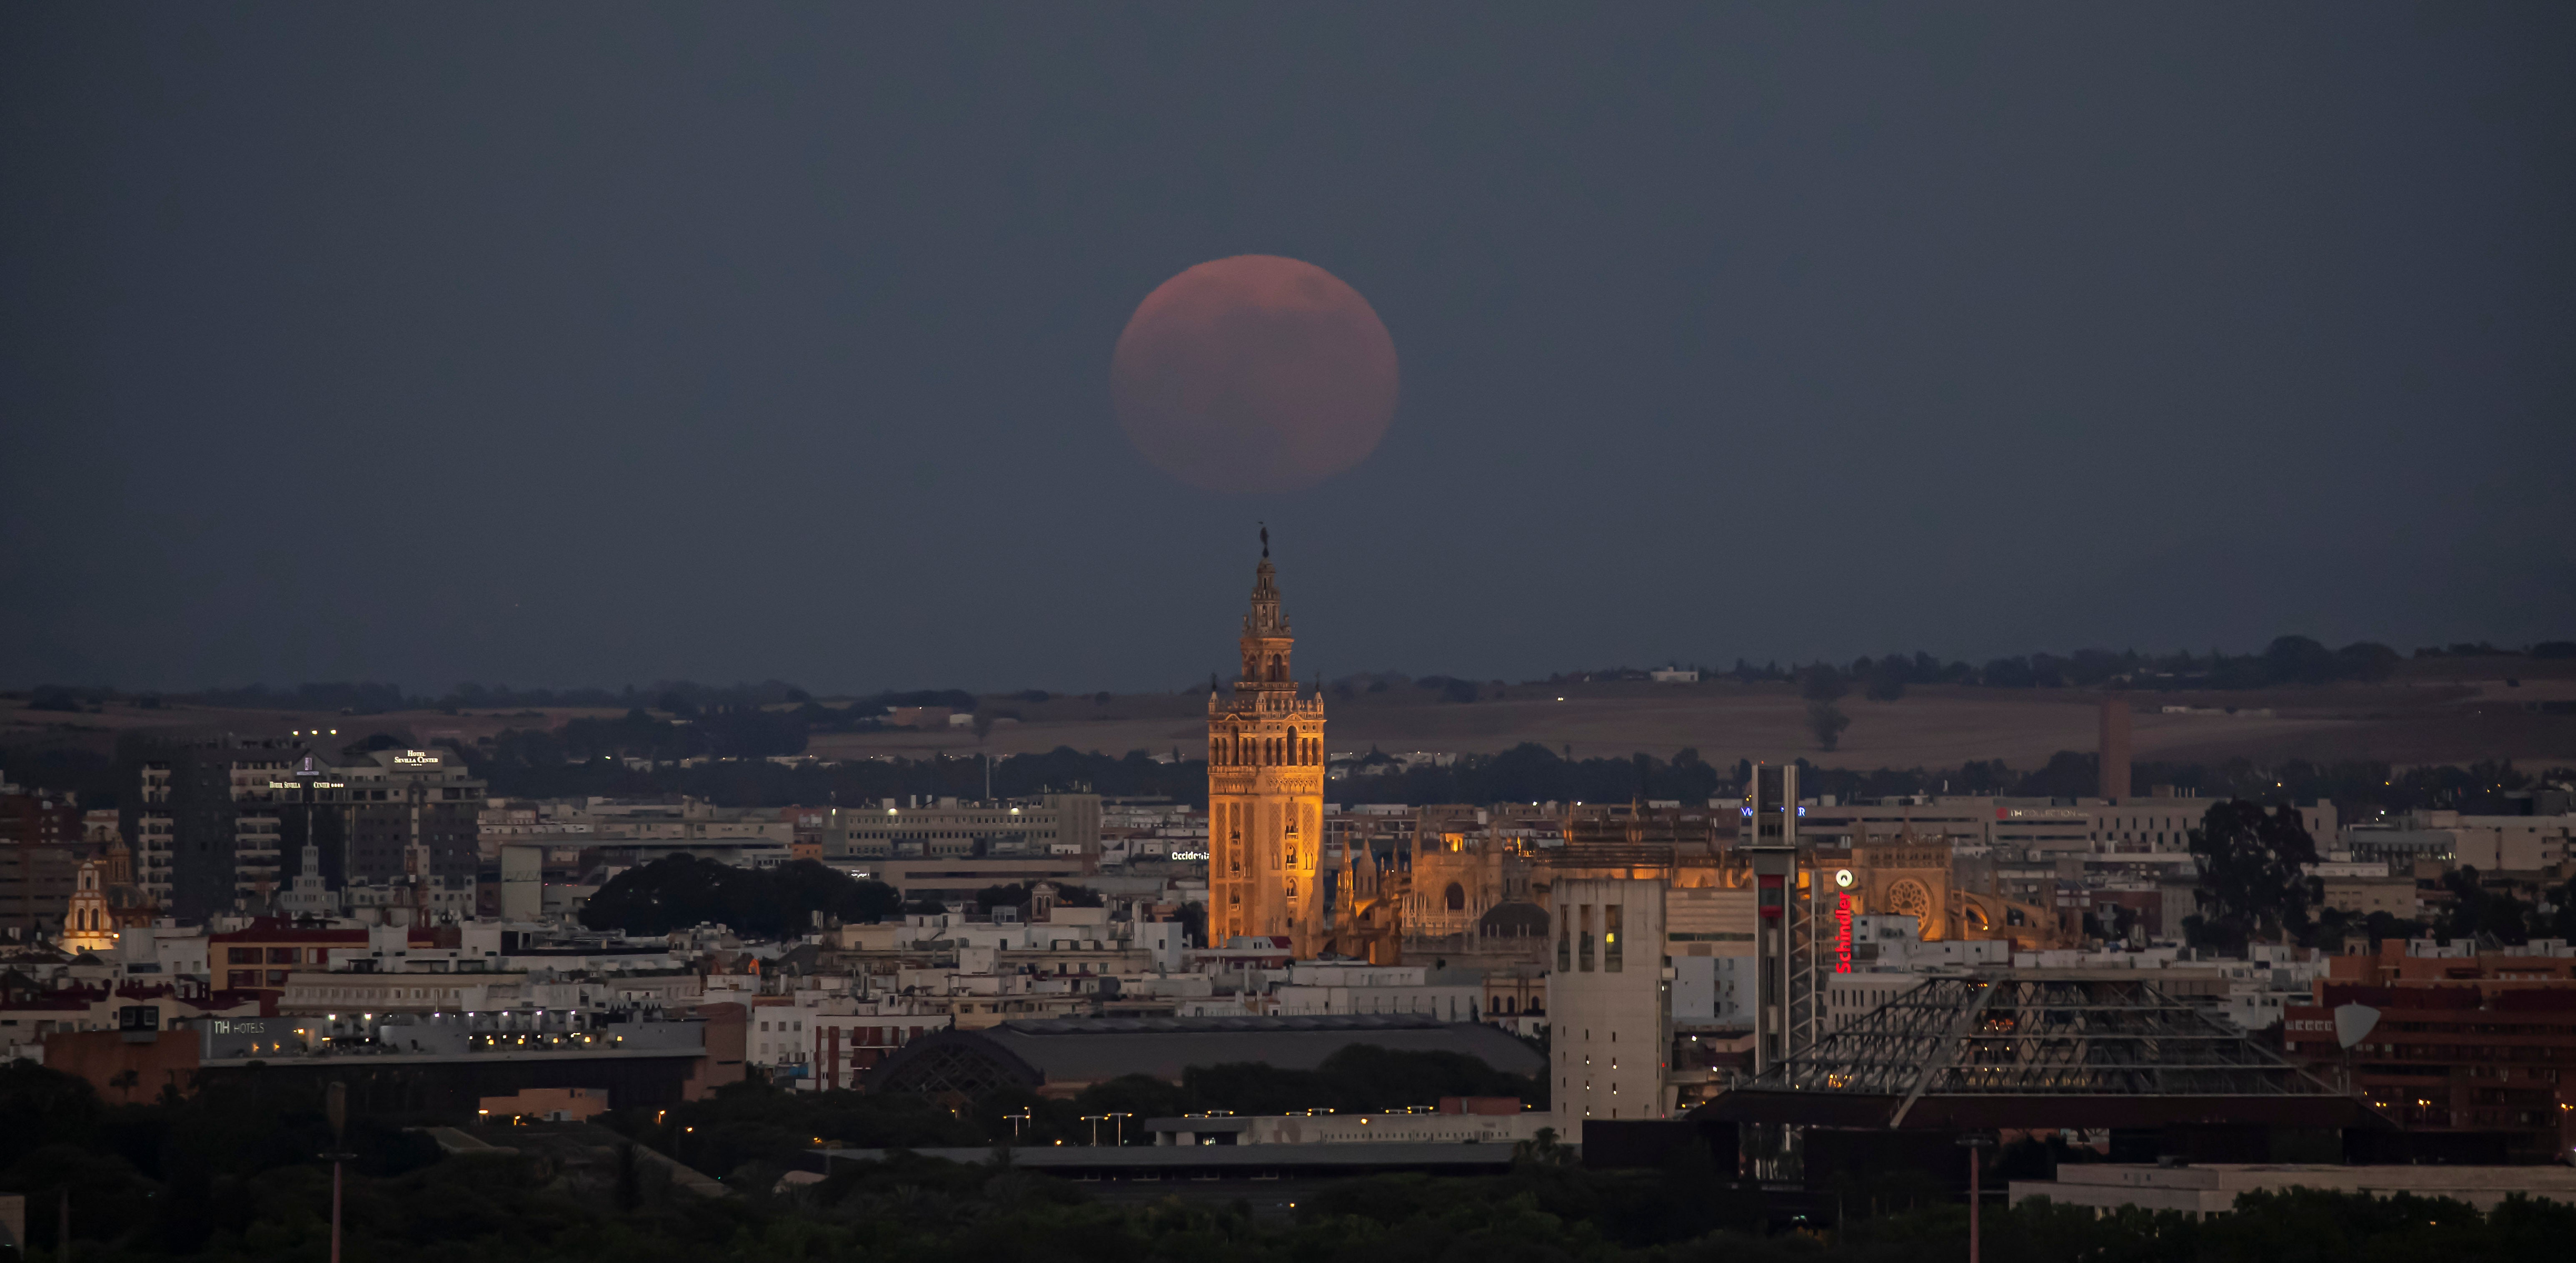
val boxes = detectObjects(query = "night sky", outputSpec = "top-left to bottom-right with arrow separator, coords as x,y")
5,5 -> 2571,696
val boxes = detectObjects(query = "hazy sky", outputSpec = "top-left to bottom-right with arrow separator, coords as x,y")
5,5 -> 2571,696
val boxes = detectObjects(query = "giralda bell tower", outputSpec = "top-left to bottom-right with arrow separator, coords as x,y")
1207,531 -> 1326,956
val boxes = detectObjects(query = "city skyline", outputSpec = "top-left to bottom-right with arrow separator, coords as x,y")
10,8 -> 2576,1256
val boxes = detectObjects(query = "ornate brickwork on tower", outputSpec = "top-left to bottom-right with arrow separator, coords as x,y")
1207,536 -> 1326,956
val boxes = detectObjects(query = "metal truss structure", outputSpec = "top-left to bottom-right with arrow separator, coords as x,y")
869,1035 -> 1037,1105
1721,974 -> 2356,1129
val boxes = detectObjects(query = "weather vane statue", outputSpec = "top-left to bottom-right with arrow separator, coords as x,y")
1260,522 -> 1268,557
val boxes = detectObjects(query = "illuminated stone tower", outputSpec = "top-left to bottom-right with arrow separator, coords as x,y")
1207,532 -> 1326,955
60,859 -> 119,955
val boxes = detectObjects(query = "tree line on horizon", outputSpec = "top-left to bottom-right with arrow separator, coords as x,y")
1584,633 -> 2576,699
17,722 -> 2566,824
14,632 -> 2572,718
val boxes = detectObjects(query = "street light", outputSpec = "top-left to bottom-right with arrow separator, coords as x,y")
1078,1112 -> 1135,1146
1004,1108 -> 1032,1138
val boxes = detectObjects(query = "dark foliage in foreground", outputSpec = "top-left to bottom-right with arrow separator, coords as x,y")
7,1062 -> 2576,1260
611,1046 -> 1549,1177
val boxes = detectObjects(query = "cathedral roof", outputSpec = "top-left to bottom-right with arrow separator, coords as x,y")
1477,901 -> 1550,937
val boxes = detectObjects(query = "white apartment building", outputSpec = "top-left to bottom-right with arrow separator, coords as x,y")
1665,883 -> 1758,1027
1272,962 -> 1482,1022
1669,954 -> 1753,1025
822,795 -> 1101,860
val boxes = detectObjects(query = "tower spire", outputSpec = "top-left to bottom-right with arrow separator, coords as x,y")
1242,538 -> 1288,647
1209,534 -> 1324,955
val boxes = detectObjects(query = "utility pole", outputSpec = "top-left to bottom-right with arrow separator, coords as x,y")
1958,1131 -> 1995,1263
323,1082 -> 356,1263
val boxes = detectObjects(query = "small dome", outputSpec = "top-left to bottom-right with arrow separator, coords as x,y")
1478,901 -> 1549,938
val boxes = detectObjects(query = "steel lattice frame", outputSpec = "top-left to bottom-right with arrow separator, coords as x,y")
1734,974 -> 2346,1126
876,1042 -> 1028,1102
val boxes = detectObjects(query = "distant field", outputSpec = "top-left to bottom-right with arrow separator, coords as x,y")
811,676 -> 2576,770
8,657 -> 2572,773
0,702 -> 628,757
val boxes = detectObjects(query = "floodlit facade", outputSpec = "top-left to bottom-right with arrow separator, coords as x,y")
1207,543 -> 1327,954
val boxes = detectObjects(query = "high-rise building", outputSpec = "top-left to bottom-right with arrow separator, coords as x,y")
121,739 -> 331,920
120,741 -> 485,923
1,789 -> 85,939
1206,540 -> 1326,954
336,747 -> 486,920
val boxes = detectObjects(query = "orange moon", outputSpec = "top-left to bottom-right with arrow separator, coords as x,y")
1112,256 -> 1398,493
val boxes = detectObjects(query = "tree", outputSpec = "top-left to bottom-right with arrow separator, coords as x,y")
2187,800 -> 2320,949
580,856 -> 900,937
971,882 -> 1104,914
1417,676 -> 1480,703
2435,866 -> 2537,945
1862,657 -> 1908,702
1799,665 -> 1849,703
2547,879 -> 2576,941
108,1068 -> 139,1103
1807,702 -> 1851,752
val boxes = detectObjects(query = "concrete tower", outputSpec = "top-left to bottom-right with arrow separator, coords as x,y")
1206,532 -> 1327,955
1744,763 -> 1812,1073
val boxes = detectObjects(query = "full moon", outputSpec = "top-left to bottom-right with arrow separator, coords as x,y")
1112,255 -> 1398,494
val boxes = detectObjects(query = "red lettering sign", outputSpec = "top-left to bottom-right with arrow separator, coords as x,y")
1834,892 -> 1854,973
